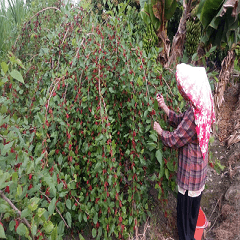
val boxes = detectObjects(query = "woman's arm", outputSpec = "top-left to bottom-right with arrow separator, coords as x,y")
156,94 -> 184,127
161,108 -> 197,148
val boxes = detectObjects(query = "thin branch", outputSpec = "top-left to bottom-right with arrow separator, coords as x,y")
72,196 -> 91,220
45,77 -> 62,113
0,134 -> 5,139
0,190 -> 33,237
39,191 -> 70,229
14,7 -> 61,48
57,27 -> 70,70
206,213 -> 221,234
208,193 -> 223,221
26,7 -> 61,26
73,33 -> 95,61
157,70 -> 174,96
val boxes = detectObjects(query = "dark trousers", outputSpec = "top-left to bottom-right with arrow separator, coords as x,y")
177,191 -> 202,240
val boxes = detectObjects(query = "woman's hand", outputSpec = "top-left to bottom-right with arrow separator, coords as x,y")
156,94 -> 169,117
156,94 -> 165,109
153,121 -> 163,136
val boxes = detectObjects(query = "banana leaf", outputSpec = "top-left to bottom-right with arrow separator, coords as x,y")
140,0 -> 148,9
148,0 -> 161,30
200,0 -> 240,47
165,0 -> 178,20
199,0 -> 225,28
140,9 -> 151,25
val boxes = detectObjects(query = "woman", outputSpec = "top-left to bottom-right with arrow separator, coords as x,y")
153,63 -> 215,240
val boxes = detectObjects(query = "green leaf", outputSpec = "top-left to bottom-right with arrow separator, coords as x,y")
209,46 -> 217,53
165,0 -> 178,20
31,221 -> 37,236
16,223 -> 28,236
39,48 -> 49,56
1,141 -> 14,156
12,172 -> 18,182
66,212 -> 72,228
159,165 -> 164,178
44,221 -> 54,234
43,176 -> 56,196
93,213 -> 98,225
0,105 -> 7,114
137,77 -> 143,87
9,220 -> 15,232
200,0 -> 224,28
147,141 -> 157,151
97,226 -> 102,239
66,199 -> 71,210
15,58 -> 25,69
79,233 -> 85,240
37,208 -> 46,217
154,99 -> 159,111
140,0 -> 148,9
165,168 -> 169,179
16,185 -> 23,197
1,62 -> 8,74
0,172 -> 10,190
140,10 -> 151,25
21,208 -> 31,218
9,69 -> 24,84
51,227 -> 58,240
149,133 -> 158,142
28,198 -> 39,211
156,149 -> 163,165
167,161 -> 174,172
83,213 -> 87,222
129,216 -> 133,225
109,87 -> 115,93
0,224 -> 6,239
57,221 -> 65,235
48,197 -> 56,215
92,228 -> 97,238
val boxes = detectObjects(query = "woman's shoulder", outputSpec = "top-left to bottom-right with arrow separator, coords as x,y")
184,106 -> 195,121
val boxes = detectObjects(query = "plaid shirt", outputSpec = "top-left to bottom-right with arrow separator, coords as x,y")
161,107 -> 207,191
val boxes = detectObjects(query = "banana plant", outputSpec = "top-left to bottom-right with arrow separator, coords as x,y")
197,0 -> 240,120
198,0 -> 240,47
140,0 -> 179,64
140,0 -> 179,31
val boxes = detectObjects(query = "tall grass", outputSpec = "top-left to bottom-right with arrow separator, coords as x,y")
0,0 -> 27,59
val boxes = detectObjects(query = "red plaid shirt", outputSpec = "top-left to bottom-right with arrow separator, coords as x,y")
161,108 -> 207,191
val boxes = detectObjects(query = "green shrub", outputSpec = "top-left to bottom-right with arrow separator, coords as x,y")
0,2 -> 180,239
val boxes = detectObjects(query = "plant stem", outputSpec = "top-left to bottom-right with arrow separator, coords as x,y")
0,190 -> 33,238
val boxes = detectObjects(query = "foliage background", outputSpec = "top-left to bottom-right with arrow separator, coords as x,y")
0,0 -> 239,239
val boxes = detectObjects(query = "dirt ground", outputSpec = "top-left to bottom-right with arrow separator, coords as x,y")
141,81 -> 240,240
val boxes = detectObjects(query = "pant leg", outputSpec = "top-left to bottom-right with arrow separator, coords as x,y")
189,193 -> 202,238
177,191 -> 202,240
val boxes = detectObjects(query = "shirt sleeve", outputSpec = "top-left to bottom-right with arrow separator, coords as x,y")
161,109 -> 197,148
168,110 -> 185,128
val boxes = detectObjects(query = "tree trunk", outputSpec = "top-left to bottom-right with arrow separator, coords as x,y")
166,0 -> 192,68
214,50 -> 236,120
